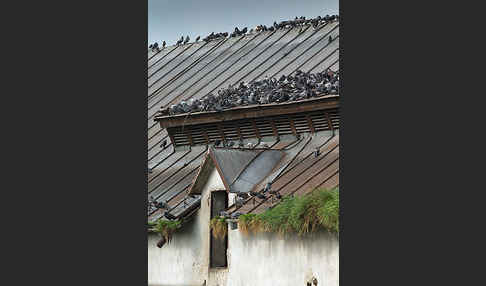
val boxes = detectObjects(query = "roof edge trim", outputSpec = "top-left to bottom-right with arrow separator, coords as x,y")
155,95 -> 339,129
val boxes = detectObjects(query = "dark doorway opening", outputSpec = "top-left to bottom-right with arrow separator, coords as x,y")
210,191 -> 228,268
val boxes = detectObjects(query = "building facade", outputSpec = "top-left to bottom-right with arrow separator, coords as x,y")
148,167 -> 338,286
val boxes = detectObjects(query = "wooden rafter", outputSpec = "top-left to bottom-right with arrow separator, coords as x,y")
203,129 -> 209,144
186,126 -> 194,146
288,117 -> 297,136
306,115 -> 315,133
325,112 -> 333,131
218,124 -> 226,141
168,132 -> 177,147
270,119 -> 279,137
236,124 -> 243,141
251,119 -> 261,138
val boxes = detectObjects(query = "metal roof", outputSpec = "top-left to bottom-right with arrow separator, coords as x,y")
210,148 -> 261,188
229,149 -> 285,194
227,131 -> 339,214
187,147 -> 285,195
147,20 -> 339,222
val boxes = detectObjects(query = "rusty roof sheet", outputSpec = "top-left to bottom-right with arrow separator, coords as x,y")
227,131 -> 339,214
148,20 -> 339,221
148,131 -> 339,221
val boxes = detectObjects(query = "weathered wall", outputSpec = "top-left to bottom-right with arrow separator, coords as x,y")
225,229 -> 339,286
148,168 -> 225,286
149,167 -> 339,286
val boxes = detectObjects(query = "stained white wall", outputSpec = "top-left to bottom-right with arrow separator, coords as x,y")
148,167 -> 339,286
148,168 -> 225,286
225,229 -> 339,286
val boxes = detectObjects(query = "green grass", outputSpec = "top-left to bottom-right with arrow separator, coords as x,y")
148,219 -> 181,243
238,187 -> 339,236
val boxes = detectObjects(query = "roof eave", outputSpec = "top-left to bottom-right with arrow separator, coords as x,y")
154,95 -> 339,129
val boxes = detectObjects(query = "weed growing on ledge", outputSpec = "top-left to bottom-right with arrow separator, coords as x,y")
238,188 -> 339,236
210,217 -> 227,239
148,219 -> 181,243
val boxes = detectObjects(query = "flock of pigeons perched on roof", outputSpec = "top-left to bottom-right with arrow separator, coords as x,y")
158,69 -> 339,116
149,41 -> 166,52
256,14 -> 339,33
148,14 -> 339,53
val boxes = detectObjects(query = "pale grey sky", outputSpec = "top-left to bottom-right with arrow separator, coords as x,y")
148,0 -> 338,45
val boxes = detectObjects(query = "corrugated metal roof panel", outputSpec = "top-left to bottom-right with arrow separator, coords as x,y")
147,21 -> 339,126
227,133 -> 339,215
147,20 -> 339,220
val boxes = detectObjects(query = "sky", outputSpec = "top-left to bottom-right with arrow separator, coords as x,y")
148,0 -> 338,46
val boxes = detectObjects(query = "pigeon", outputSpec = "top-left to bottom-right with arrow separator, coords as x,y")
165,68 -> 339,115
162,41 -> 166,48
249,191 -> 259,197
231,212 -> 242,219
236,192 -> 250,199
314,147 -> 320,158
195,36 -> 200,42
184,35 -> 190,44
148,167 -> 153,174
155,200 -> 170,209
160,140 -> 167,148
263,182 -> 272,193
235,197 -> 245,207
219,211 -> 229,218
329,35 -> 332,42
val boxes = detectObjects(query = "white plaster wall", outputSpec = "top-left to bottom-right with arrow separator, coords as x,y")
148,167 -> 339,286
148,168 -> 225,286
228,193 -> 236,206
225,229 -> 339,286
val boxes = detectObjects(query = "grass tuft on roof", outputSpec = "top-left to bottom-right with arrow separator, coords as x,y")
238,187 -> 339,236
148,219 -> 181,243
